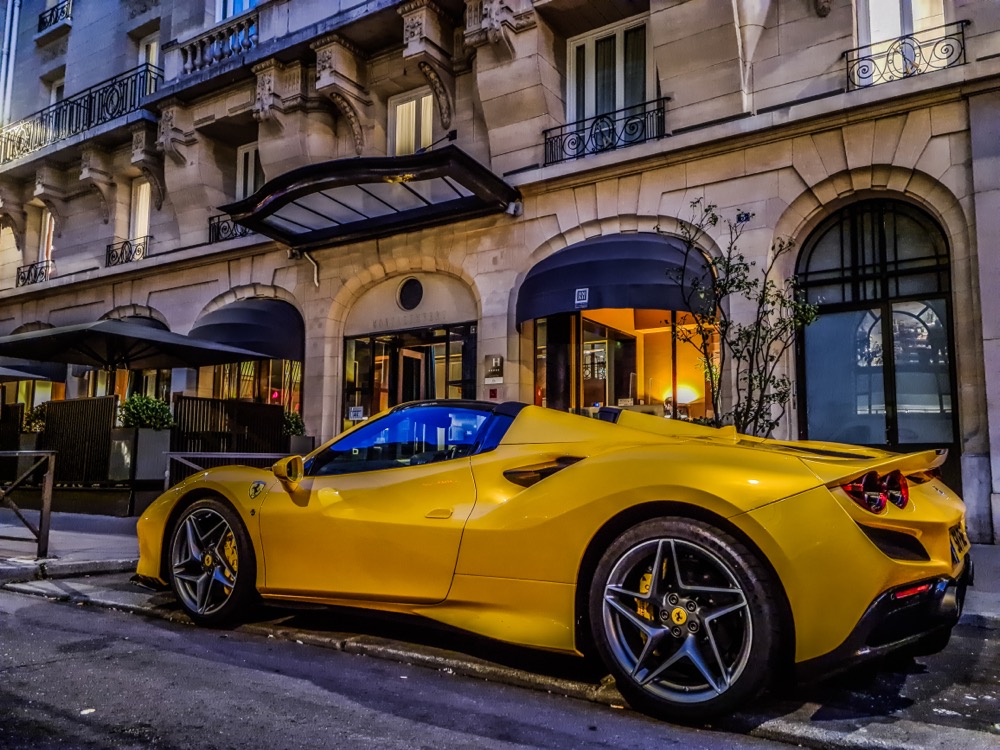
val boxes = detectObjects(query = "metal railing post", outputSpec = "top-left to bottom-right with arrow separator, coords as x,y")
37,454 -> 54,558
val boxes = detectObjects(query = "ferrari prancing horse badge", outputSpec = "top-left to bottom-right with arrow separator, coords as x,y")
249,481 -> 266,500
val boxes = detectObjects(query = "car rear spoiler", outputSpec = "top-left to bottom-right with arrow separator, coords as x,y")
798,448 -> 948,486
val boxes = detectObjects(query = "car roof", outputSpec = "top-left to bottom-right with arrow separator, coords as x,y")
388,400 -> 527,418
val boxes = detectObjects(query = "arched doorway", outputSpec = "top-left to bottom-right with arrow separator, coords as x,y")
796,199 -> 958,483
342,273 -> 479,431
517,233 -> 714,417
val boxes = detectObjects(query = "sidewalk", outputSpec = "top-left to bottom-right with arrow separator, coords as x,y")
0,508 -> 138,582
1,507 -> 997,628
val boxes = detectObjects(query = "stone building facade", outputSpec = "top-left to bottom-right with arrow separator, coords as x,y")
0,0 -> 997,542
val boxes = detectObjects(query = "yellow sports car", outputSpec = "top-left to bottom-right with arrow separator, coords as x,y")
136,400 -> 973,721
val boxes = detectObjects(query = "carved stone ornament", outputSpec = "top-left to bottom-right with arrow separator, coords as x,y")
78,147 -> 115,224
404,15 -> 424,43
815,0 -> 832,16
315,48 -> 334,78
253,68 -> 276,122
0,181 -> 26,253
327,91 -> 365,155
418,61 -> 453,129
155,104 -> 189,165
464,0 -> 532,57
125,0 -> 161,20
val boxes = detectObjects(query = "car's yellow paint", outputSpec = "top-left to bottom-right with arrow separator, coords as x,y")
259,457 -> 477,602
137,403 -> 969,665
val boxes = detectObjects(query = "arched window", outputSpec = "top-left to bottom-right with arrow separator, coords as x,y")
796,199 -> 956,458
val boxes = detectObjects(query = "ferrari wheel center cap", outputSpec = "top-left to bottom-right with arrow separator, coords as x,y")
203,554 -> 213,568
669,607 -> 688,626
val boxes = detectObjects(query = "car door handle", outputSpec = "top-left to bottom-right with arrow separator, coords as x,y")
425,508 -> 453,519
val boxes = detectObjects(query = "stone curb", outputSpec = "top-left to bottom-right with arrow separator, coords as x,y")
4,577 -> 999,750
0,558 -> 138,584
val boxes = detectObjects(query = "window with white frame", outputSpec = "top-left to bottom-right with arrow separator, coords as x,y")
236,142 -> 264,200
566,15 -> 653,123
47,77 -> 64,106
389,89 -> 434,156
218,0 -> 257,21
130,178 -> 151,240
856,0 -> 946,81
138,32 -> 159,95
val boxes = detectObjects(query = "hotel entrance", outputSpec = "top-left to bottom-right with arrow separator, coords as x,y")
343,323 -> 477,431
520,233 -> 715,419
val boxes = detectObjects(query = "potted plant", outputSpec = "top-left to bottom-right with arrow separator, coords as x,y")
17,402 -> 46,478
110,394 -> 174,482
284,410 -> 314,455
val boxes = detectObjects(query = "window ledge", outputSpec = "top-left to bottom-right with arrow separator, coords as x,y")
34,18 -> 71,46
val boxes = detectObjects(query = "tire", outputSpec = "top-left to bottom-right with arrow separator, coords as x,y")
588,517 -> 782,723
169,498 -> 257,627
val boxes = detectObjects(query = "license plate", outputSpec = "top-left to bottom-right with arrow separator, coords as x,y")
950,523 -> 970,560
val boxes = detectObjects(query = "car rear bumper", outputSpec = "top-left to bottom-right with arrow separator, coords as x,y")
795,551 -> 973,682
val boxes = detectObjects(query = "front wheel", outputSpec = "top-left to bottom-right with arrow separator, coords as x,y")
169,498 -> 257,627
589,517 -> 782,722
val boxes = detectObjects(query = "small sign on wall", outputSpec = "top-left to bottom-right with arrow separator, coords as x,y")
575,288 -> 589,309
347,406 -> 365,421
485,355 -> 504,385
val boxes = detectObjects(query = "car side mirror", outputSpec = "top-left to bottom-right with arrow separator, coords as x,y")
272,455 -> 304,491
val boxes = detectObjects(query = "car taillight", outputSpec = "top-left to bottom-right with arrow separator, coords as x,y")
883,470 -> 909,509
843,471 -> 886,513
841,470 -> 910,513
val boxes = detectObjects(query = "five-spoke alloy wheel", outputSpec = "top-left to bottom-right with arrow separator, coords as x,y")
590,518 -> 781,721
169,498 -> 256,626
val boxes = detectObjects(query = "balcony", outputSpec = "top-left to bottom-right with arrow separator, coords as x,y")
178,9 -> 259,76
543,98 -> 669,167
844,21 -> 969,91
16,260 -> 54,288
37,0 -> 72,35
208,215 -> 254,244
106,236 -> 151,267
0,64 -> 162,167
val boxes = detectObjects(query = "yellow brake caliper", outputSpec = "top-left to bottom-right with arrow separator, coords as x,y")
636,572 -> 653,622
222,532 -> 239,593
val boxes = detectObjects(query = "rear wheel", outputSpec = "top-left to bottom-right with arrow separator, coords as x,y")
169,498 -> 256,627
589,517 -> 782,722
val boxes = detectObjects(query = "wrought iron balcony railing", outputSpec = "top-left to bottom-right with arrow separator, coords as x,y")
180,9 -> 259,75
0,64 -> 162,166
106,236 -> 150,267
543,98 -> 669,166
16,260 -> 54,288
844,21 -> 969,91
38,0 -> 72,34
209,215 -> 253,243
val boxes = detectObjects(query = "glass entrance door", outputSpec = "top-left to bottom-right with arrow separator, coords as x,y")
343,323 -> 477,431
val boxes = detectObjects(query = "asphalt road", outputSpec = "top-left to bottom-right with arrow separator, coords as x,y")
0,590 -> 786,750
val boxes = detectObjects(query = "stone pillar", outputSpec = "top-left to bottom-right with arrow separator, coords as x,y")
969,91 -> 1000,543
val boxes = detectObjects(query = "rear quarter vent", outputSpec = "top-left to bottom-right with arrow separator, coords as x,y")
503,456 -> 583,488
857,523 -> 930,562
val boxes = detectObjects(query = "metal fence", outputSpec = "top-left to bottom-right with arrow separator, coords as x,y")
42,396 -> 117,484
543,98 -> 669,166
208,215 -> 254,243
0,451 -> 56,558
106,235 -> 151,267
171,396 -> 286,455
0,63 -> 162,165
844,21 -> 969,90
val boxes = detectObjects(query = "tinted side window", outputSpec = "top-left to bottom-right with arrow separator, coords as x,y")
309,406 -> 489,476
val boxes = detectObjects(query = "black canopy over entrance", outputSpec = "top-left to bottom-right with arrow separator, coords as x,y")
188,299 -> 304,361
0,319 -> 270,370
219,145 -> 520,252
515,233 -> 713,325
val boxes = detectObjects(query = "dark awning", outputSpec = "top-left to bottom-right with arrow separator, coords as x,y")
515,233 -> 714,325
0,356 -> 65,381
219,145 -> 520,252
0,319 -> 272,370
188,299 -> 305,361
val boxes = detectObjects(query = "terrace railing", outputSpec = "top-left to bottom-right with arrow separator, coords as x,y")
179,9 -> 259,75
15,260 -> 54,287
106,236 -> 151,267
844,21 -> 969,91
0,64 -> 162,165
544,98 -> 669,166
38,0 -> 72,33
208,215 -> 253,243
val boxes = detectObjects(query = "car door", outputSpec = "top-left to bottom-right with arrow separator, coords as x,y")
258,404 -> 490,603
